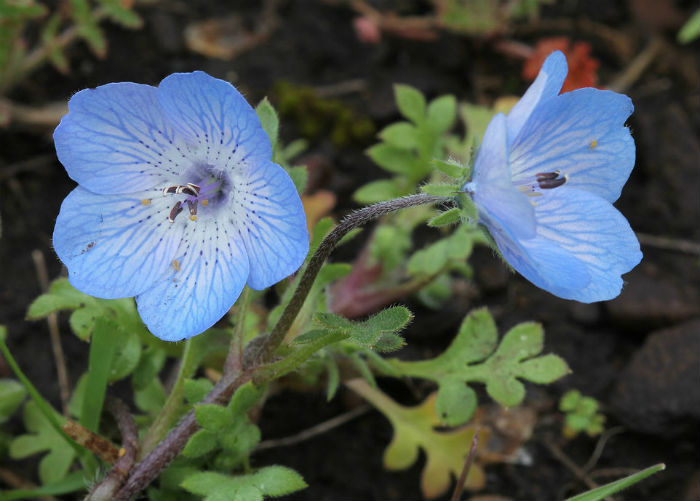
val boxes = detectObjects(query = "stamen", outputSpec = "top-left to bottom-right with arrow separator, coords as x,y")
536,171 -> 567,190
141,199 -> 151,206
201,199 -> 209,206
589,139 -> 598,149
169,201 -> 184,223
186,200 -> 198,216
172,259 -> 180,271
163,186 -> 179,196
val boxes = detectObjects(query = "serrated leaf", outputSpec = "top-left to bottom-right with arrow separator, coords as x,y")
428,207 -> 462,227
426,95 -> 456,134
394,84 -> 427,124
353,179 -> 402,204
421,183 -> 459,197
0,379 -> 26,423
485,374 -> 525,408
9,401 -> 76,485
347,379 -> 486,498
379,121 -> 419,149
181,467 -> 307,501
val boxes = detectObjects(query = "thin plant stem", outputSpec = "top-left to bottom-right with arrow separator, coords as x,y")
257,193 -> 448,362
139,338 -> 196,458
224,286 -> 252,375
450,428 -> 480,501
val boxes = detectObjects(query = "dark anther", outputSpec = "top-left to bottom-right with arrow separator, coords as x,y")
169,201 -> 184,223
162,185 -> 179,195
187,200 -> 198,216
536,171 -> 567,190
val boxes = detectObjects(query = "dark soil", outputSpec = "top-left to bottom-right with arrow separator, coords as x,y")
1,1 -> 698,500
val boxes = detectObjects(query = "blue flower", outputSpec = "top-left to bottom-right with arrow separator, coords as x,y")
53,72 -> 309,341
463,51 -> 641,302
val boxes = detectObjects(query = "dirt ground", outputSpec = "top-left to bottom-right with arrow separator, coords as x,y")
1,1 -> 698,500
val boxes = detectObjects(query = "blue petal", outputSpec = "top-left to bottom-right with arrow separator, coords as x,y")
526,189 -> 641,302
232,161 -> 309,290
54,83 -> 189,194
506,51 -> 567,145
157,71 -> 272,175
53,187 -> 186,298
488,188 -> 641,302
472,113 -> 536,240
135,220 -> 250,341
509,88 -> 634,203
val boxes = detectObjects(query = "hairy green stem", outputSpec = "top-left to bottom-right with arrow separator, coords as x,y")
139,338 -> 196,458
257,193 -> 448,362
224,286 -> 252,375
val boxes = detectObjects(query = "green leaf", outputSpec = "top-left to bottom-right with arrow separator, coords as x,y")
353,179 -> 402,204
426,95 -> 456,134
81,318 -> 119,432
678,10 -> 700,44
460,102 -> 496,147
363,306 -> 412,333
9,402 -> 77,485
435,380 -> 477,427
432,158 -> 466,179
286,165 -> 307,194
98,0 -> 142,28
134,377 -> 166,415
394,84 -> 427,124
366,143 -> 424,177
315,312 -> 354,332
195,404 -> 232,431
379,121 -> 419,149
428,207 -> 462,227
517,354 -> 570,383
228,381 -> 264,415
0,379 -> 26,423
183,378 -> 214,404
420,183 -> 459,197
182,429 -> 218,458
132,345 -> 166,391
181,467 -> 307,501
566,464 -> 666,501
373,333 -> 406,352
256,97 -> 279,150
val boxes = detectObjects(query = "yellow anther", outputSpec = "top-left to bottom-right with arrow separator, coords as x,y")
172,259 -> 180,271
589,139 -> 598,149
118,448 -> 126,458
201,199 -> 209,206
141,199 -> 151,206
189,215 -> 197,221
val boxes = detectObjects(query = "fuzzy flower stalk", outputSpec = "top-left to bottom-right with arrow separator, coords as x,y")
52,72 -> 309,341
463,51 -> 641,301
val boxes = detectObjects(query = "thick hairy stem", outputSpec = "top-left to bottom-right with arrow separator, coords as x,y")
258,193 -> 448,361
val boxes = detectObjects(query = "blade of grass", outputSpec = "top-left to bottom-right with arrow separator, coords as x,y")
566,463 -> 666,501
